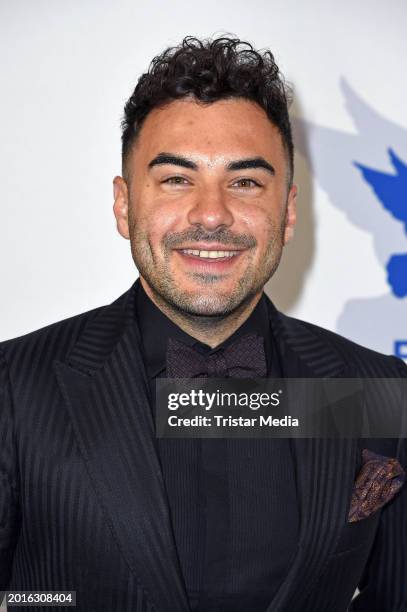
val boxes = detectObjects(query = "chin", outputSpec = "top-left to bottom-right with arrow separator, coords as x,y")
169,290 -> 247,317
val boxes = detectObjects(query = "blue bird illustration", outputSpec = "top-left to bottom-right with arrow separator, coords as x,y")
292,77 -> 407,312
354,148 -> 407,234
353,148 -> 407,297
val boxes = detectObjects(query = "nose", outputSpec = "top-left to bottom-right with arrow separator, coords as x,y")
187,185 -> 234,231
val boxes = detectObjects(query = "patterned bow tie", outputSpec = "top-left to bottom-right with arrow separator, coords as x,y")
165,332 -> 267,378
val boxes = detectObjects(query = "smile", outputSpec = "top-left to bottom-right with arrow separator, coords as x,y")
174,247 -> 246,272
179,249 -> 241,259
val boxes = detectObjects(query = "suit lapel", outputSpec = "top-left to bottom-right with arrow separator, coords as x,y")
264,297 -> 359,610
54,280 -> 190,612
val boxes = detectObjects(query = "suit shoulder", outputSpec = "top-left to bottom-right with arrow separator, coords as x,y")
0,283 -> 132,371
0,304 -> 106,365
280,311 -> 407,376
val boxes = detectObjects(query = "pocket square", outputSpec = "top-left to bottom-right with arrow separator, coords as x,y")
348,449 -> 406,523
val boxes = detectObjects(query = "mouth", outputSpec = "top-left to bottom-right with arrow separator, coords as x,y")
174,246 -> 246,272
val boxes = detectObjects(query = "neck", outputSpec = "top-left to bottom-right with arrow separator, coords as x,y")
140,277 -> 263,349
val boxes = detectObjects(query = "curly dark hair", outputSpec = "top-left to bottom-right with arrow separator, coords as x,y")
121,36 -> 294,183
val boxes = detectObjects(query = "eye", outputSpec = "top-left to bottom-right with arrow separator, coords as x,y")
162,176 -> 190,185
231,178 -> 261,189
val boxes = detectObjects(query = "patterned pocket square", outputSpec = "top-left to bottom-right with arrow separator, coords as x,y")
348,449 -> 406,523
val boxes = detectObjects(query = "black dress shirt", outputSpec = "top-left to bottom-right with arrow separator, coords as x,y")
135,281 -> 299,612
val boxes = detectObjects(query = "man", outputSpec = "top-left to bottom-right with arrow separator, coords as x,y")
0,36 -> 406,612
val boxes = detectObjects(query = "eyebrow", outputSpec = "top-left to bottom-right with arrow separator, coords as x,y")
228,157 -> 275,175
148,152 -> 275,175
148,153 -> 197,170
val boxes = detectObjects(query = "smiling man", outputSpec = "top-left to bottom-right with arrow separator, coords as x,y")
1,36 -> 406,612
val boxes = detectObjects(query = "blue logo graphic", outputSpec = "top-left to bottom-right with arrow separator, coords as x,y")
395,341 -> 407,361
354,149 -> 407,298
293,80 -> 407,358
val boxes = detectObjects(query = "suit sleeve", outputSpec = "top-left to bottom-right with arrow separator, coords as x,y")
0,349 -> 21,589
350,357 -> 407,611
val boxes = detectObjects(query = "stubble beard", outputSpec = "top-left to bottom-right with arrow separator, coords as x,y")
129,218 -> 285,319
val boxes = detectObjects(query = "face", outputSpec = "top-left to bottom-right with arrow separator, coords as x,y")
113,97 -> 297,316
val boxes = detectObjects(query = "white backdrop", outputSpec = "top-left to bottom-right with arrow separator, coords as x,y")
1,0 -> 406,358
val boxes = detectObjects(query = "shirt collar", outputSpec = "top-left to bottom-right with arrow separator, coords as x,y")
135,280 -> 272,378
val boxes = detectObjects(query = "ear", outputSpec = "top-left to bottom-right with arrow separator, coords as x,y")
113,176 -> 130,239
283,183 -> 297,245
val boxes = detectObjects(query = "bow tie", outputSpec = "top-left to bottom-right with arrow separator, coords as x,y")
165,332 -> 267,378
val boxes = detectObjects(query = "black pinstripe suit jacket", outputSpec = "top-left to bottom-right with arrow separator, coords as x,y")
1,278 -> 406,612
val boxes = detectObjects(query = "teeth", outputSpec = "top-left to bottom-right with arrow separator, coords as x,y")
181,249 -> 240,259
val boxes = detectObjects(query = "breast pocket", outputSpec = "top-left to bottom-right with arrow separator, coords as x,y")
332,509 -> 382,555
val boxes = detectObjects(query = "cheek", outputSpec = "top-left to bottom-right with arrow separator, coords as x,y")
130,186 -> 180,229
239,205 -> 277,245
136,203 -> 183,247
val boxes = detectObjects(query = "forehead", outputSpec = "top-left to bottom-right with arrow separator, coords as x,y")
132,97 -> 285,164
